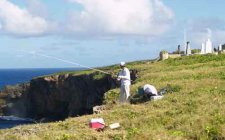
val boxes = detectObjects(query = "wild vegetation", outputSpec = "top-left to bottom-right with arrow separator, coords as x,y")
0,54 -> 225,140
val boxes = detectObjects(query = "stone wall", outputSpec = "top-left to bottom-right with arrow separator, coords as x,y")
168,54 -> 182,59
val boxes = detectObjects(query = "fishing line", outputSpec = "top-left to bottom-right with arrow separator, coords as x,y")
18,50 -> 111,75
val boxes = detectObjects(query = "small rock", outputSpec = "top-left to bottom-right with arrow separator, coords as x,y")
93,105 -> 106,114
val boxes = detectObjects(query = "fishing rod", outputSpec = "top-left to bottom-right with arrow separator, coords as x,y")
18,50 -> 133,81
18,50 -> 111,75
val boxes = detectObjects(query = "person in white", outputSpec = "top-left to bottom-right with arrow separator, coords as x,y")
143,84 -> 164,101
117,62 -> 131,102
143,84 -> 158,96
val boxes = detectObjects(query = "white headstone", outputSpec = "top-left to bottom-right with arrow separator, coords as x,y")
201,43 -> 205,54
186,42 -> 191,55
219,44 -> 222,51
205,38 -> 212,53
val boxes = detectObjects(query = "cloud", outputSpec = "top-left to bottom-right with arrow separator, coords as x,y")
0,0 -> 51,36
25,0 -> 48,18
66,0 -> 174,36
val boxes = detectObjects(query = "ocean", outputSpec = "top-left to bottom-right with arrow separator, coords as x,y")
0,116 -> 35,129
0,68 -> 82,89
0,68 -> 81,129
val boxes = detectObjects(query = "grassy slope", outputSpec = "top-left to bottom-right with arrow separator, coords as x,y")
0,54 -> 225,140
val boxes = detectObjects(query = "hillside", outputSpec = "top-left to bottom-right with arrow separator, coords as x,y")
0,54 -> 225,140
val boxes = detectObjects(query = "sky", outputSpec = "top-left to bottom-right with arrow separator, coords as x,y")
0,0 -> 225,68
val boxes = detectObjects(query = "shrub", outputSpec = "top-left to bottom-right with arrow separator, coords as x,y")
191,49 -> 201,54
160,50 -> 168,54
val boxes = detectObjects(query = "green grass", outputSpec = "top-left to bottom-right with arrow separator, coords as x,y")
0,54 -> 225,140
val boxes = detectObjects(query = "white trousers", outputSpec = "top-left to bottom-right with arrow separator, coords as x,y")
120,84 -> 130,103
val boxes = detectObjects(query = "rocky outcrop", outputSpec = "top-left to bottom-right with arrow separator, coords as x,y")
0,83 -> 30,117
0,72 -> 116,121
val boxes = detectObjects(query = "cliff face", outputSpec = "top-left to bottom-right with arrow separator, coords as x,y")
0,73 -> 116,121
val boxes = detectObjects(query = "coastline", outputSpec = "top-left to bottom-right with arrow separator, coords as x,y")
0,68 -> 83,89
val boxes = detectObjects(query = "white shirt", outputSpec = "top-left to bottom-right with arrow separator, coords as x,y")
118,67 -> 131,86
143,84 -> 158,95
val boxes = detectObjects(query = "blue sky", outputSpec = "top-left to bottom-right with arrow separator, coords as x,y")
0,0 -> 225,68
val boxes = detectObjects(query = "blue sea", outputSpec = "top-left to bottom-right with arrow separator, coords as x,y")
0,68 -> 81,129
0,68 -> 82,90
0,116 -> 35,129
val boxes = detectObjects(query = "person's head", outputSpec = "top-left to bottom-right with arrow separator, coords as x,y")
120,61 -> 126,68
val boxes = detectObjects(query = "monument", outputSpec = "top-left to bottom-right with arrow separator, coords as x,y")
219,44 -> 222,51
201,38 -> 213,54
205,38 -> 213,53
177,45 -> 181,54
186,42 -> 191,56
201,43 -> 205,54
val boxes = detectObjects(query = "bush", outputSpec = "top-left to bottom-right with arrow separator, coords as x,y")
191,49 -> 201,54
160,50 -> 168,54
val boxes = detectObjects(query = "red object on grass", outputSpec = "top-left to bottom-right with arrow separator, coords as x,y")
89,118 -> 105,129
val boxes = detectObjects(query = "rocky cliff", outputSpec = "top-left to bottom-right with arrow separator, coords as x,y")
0,72 -> 116,121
